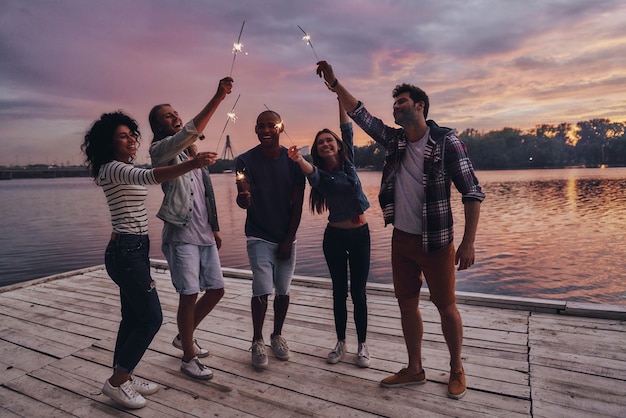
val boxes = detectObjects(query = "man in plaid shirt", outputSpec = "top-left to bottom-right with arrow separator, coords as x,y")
316,61 -> 485,400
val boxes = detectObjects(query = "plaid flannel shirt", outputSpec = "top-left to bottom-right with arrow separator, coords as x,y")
349,102 -> 485,253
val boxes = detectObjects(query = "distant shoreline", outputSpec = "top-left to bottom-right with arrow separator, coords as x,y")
1,164 -> 616,180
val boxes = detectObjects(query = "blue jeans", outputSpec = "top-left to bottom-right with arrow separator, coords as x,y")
323,224 -> 370,343
105,234 -> 162,373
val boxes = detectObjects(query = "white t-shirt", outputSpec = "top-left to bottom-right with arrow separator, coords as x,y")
162,169 -> 216,246
393,128 -> 429,234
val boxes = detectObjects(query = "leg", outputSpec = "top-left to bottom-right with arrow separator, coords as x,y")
107,235 -> 162,381
193,243 -> 226,329
178,293 -> 198,362
272,294 -> 290,337
397,295 -> 423,372
347,225 -> 370,344
272,240 -> 296,337
323,226 -> 349,341
421,243 -> 462,371
251,294 -> 269,341
437,302 -> 463,371
390,228 -> 424,374
247,239 -> 276,342
193,288 -> 225,329
421,243 -> 466,398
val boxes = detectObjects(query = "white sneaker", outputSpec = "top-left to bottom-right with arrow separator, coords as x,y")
356,342 -> 370,368
129,375 -> 159,395
250,339 -> 268,369
327,341 -> 346,364
102,379 -> 146,409
173,335 -> 210,358
270,335 -> 291,361
181,357 -> 214,380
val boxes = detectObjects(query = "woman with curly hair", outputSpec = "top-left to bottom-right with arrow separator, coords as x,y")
288,99 -> 371,368
81,111 -> 216,409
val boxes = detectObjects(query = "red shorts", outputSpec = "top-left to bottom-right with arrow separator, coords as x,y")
391,228 -> 456,307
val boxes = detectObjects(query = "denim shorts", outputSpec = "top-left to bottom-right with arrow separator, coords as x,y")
247,238 -> 296,297
162,242 -> 225,295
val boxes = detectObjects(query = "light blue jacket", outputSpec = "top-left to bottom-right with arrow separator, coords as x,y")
149,121 -> 219,231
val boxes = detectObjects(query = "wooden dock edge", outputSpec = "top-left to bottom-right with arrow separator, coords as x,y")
4,260 -> 625,321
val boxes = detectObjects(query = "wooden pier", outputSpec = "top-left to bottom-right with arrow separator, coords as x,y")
1,262 -> 625,417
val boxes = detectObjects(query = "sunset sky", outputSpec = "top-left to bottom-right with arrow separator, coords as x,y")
1,0 -> 625,166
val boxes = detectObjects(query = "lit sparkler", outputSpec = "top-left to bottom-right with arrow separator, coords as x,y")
236,168 -> 249,192
215,94 -> 241,152
229,20 -> 246,77
263,104 -> 294,145
298,25 -> 320,62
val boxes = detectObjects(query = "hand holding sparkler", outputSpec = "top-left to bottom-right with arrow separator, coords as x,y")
316,60 -> 338,90
191,151 -> 218,168
235,168 -> 251,208
288,145 -> 314,175
198,77 -> 233,141
235,168 -> 250,193
217,76 -> 234,100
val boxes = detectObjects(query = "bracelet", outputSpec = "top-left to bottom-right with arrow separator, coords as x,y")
330,78 -> 338,88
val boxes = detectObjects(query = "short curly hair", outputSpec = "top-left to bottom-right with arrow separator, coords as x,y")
81,111 -> 140,178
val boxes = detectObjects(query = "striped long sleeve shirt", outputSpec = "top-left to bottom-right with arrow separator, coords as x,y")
95,161 -> 159,235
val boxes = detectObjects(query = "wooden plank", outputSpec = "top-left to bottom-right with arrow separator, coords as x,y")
0,385 -> 75,418
0,338 -> 59,385
530,364 -> 626,417
3,264 -> 625,417
3,374 -> 131,417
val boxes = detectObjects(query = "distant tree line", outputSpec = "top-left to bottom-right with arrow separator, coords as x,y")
209,118 -> 626,172
459,118 -> 626,170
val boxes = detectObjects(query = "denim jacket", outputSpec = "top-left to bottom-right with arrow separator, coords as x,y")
148,121 -> 219,231
306,122 -> 370,222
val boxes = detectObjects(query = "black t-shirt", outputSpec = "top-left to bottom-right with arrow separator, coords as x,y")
235,146 -> 305,243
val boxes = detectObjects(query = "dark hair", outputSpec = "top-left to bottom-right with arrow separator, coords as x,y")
257,109 -> 282,121
81,111 -> 140,178
309,128 -> 347,214
392,83 -> 429,118
148,103 -> 171,143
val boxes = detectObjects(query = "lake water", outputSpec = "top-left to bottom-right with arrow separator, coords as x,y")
1,168 -> 625,306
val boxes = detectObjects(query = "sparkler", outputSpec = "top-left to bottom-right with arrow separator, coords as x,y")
236,168 -> 250,193
229,20 -> 246,77
215,94 -> 241,153
298,25 -> 320,62
263,104 -> 295,145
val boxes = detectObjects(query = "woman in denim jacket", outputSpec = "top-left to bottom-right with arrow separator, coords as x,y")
288,100 -> 371,368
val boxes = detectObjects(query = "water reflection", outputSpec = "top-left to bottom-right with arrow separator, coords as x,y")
1,168 -> 625,306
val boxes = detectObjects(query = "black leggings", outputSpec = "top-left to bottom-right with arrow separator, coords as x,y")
322,224 -> 370,343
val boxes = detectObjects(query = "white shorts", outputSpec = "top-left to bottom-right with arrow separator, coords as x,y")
162,242 -> 224,295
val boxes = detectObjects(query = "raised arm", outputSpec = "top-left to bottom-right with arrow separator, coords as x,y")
193,77 -> 233,134
316,61 -> 359,113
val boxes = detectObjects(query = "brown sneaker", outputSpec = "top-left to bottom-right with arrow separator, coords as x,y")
380,368 -> 426,388
447,369 -> 467,399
